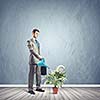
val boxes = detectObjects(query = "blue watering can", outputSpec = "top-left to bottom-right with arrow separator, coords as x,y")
37,58 -> 49,68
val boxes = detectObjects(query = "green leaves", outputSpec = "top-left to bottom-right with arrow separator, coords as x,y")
45,69 -> 67,87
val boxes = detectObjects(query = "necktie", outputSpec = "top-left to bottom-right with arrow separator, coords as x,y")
35,40 -> 39,48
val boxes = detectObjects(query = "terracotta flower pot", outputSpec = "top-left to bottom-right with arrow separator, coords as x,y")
53,87 -> 58,94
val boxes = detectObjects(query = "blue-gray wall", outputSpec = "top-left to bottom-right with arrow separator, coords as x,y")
0,0 -> 100,84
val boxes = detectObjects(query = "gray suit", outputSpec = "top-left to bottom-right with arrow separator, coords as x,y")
27,37 -> 42,91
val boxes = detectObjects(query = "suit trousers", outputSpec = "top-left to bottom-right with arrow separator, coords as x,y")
28,64 -> 41,91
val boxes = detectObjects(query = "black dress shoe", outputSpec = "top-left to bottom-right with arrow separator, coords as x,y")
36,88 -> 45,92
28,90 -> 35,95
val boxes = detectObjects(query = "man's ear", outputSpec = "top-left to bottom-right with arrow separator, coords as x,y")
32,32 -> 35,36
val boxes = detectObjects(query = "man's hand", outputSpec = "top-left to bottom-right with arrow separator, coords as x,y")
39,56 -> 43,60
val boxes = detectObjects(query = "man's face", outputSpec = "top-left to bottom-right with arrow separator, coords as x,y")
32,31 -> 40,39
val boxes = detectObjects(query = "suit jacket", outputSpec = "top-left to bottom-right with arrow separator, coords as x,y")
27,37 -> 42,65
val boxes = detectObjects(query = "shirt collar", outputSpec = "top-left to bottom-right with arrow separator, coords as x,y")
32,37 -> 36,42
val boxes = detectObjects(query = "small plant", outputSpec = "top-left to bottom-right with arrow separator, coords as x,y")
45,65 -> 67,93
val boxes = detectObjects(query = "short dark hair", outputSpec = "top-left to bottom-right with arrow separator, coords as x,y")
32,28 -> 40,33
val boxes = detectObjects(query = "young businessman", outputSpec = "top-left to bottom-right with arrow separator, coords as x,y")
27,28 -> 45,95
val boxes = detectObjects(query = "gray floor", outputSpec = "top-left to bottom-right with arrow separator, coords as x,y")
0,87 -> 100,100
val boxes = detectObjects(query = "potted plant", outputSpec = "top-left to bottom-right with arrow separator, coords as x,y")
45,65 -> 67,94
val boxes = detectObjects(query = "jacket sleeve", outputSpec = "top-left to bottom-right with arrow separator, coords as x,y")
27,40 -> 42,60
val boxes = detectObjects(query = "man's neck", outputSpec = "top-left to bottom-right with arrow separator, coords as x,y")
33,37 -> 36,40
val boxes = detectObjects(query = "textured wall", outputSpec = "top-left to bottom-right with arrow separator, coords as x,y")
0,0 -> 100,84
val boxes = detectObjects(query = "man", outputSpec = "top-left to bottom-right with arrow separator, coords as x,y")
27,28 -> 45,95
